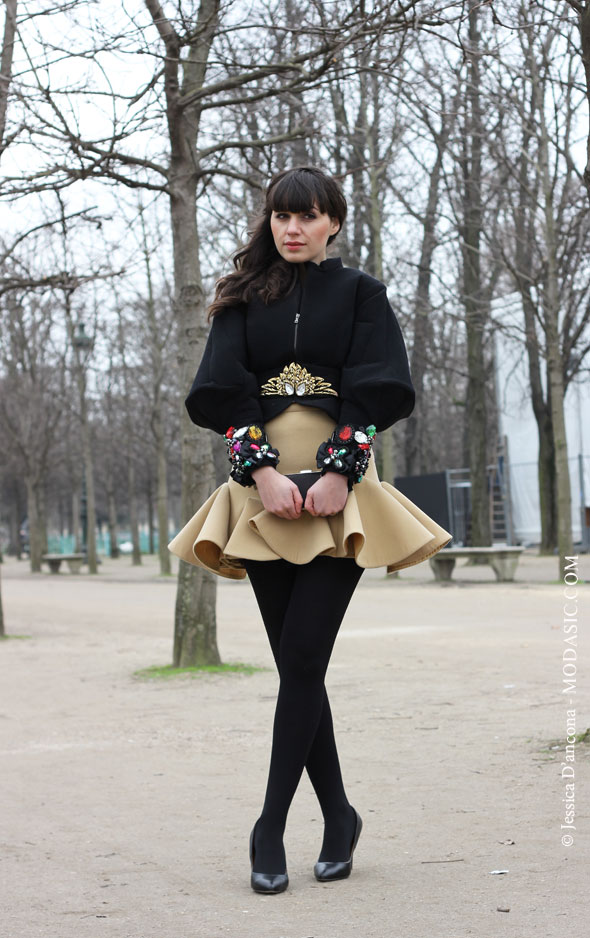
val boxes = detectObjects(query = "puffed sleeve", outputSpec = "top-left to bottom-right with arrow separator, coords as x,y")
184,306 -> 265,434
338,284 -> 415,431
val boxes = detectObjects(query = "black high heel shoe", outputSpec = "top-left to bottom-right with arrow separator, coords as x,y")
313,806 -> 363,882
249,818 -> 289,894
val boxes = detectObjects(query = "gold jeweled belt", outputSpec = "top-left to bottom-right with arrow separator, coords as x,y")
259,362 -> 338,397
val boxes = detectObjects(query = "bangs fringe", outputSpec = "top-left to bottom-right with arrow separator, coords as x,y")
269,174 -> 331,215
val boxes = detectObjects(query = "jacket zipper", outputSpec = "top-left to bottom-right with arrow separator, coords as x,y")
294,281 -> 303,358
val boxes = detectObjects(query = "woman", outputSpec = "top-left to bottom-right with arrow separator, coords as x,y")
168,166 -> 452,894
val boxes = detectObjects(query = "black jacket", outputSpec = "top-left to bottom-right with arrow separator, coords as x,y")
185,257 -> 415,435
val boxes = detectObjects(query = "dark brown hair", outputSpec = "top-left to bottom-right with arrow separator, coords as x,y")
207,166 -> 347,320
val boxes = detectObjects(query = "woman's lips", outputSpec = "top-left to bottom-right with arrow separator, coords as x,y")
285,242 -> 304,249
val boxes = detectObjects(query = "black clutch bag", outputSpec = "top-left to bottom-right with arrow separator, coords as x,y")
285,470 -> 322,505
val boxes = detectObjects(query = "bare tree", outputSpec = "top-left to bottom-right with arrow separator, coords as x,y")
392,52 -> 460,477
136,200 -> 174,574
457,0 -> 491,546
0,289 -> 65,571
485,3 -> 588,569
522,16 -> 574,570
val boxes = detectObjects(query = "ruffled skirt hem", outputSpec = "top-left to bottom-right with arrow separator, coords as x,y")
168,403 -> 452,580
168,476 -> 452,580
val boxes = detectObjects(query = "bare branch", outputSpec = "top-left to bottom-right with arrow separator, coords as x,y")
0,0 -> 18,154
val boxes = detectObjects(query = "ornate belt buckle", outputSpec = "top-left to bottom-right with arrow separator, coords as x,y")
260,362 -> 338,397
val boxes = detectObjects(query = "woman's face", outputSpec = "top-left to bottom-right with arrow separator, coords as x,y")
270,202 -> 340,265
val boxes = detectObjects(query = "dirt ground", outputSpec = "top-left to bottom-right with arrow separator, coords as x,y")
0,549 -> 588,938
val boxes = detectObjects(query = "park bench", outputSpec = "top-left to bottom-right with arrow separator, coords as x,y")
429,546 -> 525,583
42,553 -> 86,574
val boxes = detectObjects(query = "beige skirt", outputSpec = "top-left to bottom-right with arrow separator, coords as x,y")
168,403 -> 452,579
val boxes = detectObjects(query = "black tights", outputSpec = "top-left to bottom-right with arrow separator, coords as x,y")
242,555 -> 365,871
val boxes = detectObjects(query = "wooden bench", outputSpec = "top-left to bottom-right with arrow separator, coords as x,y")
429,546 -> 525,583
42,553 -> 86,574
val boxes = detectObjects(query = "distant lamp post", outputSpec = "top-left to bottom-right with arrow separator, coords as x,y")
73,321 -> 93,351
72,321 -> 93,556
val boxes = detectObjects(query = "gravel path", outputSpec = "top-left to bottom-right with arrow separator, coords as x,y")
0,550 -> 588,938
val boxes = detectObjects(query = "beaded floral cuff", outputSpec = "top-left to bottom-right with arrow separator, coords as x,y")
315,423 -> 377,490
224,424 -> 280,487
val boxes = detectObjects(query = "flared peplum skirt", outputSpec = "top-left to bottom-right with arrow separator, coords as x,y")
168,403 -> 453,579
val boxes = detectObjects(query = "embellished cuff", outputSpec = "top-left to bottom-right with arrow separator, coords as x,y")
224,423 -> 280,487
315,423 -> 377,490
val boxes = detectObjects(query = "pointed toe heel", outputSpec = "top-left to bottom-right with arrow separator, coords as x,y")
250,870 -> 289,894
313,807 -> 362,883
249,819 -> 289,894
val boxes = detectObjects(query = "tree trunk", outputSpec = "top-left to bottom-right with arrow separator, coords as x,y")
81,404 -> 98,573
366,63 -> 384,281
462,0 -> 490,546
0,564 -> 4,636
145,0 -> 222,665
405,146 -> 444,476
0,0 -> 17,153
529,28 -> 574,576
128,456 -> 141,565
72,487 -> 81,552
26,474 -> 42,572
511,63 -> 557,555
9,478 -> 24,557
138,202 -> 171,573
115,298 -> 141,567
171,202 -> 220,665
156,441 -> 169,569
537,380 -> 558,552
570,0 -> 590,200
349,59 -> 370,269
519,272 -> 557,557
37,482 -> 48,555
65,284 -> 98,573
380,428 -> 395,485
147,479 -> 154,554
106,478 -> 119,558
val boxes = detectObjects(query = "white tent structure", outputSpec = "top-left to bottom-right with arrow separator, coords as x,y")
491,292 -> 590,548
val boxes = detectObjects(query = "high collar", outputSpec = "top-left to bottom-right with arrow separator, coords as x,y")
304,257 -> 343,271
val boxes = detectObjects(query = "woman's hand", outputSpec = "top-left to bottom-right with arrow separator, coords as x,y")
305,472 -> 349,517
250,466 -> 304,519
